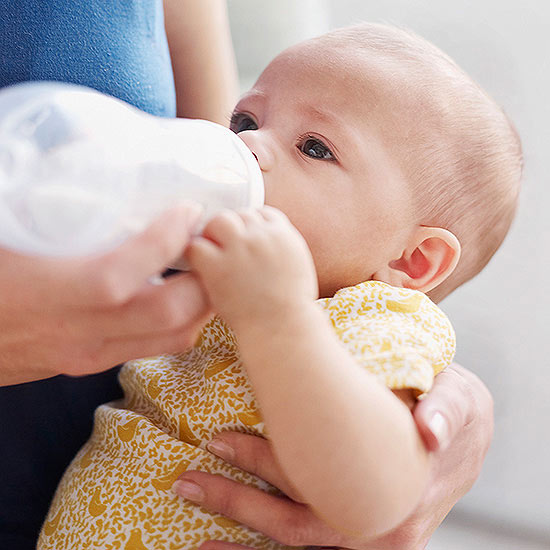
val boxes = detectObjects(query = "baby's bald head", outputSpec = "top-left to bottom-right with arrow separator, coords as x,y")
312,24 -> 522,301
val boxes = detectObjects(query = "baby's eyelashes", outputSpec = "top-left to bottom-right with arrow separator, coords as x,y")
298,136 -> 335,161
230,112 -> 336,163
230,112 -> 258,133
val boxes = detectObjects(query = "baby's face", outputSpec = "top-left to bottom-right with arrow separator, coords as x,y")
231,41 -> 416,297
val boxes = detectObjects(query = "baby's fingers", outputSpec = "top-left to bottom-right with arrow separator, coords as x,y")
202,210 -> 246,247
258,205 -> 289,223
185,236 -> 224,275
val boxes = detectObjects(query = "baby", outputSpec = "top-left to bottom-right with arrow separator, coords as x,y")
38,23 -> 521,549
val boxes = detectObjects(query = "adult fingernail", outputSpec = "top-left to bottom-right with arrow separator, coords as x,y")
207,439 -> 234,461
172,479 -> 205,503
428,412 -> 450,451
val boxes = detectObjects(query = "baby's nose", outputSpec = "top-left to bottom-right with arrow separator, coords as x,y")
238,131 -> 274,172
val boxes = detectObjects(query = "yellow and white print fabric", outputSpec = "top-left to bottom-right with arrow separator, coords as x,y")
38,281 -> 455,550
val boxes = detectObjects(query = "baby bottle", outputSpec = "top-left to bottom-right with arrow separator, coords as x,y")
0,82 -> 264,258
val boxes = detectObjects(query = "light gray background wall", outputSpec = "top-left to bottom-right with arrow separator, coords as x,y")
228,0 -> 550,543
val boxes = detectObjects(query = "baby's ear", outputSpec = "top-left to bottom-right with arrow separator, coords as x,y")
380,227 -> 461,293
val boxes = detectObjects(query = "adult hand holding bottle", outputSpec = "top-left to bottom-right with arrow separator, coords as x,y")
0,204 -> 209,386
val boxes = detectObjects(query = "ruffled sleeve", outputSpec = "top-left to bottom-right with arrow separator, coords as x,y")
317,281 -> 455,394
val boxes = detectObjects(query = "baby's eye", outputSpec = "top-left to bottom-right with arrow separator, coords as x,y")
230,113 -> 258,133
299,137 -> 335,161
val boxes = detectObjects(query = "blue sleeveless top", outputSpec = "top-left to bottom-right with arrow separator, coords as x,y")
0,2 -> 177,548
0,0 -> 176,116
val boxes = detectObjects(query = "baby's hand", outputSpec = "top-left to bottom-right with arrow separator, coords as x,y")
185,206 -> 318,332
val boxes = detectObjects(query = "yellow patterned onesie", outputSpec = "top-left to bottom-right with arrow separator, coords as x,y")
38,281 -> 455,550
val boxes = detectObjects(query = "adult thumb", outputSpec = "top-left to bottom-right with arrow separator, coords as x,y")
413,363 -> 492,453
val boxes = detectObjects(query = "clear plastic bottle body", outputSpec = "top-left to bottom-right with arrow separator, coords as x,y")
0,82 -> 264,257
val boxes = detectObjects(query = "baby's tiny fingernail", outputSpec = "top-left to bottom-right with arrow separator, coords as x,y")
207,439 -> 234,461
428,412 -> 450,451
184,203 -> 205,224
172,479 -> 204,503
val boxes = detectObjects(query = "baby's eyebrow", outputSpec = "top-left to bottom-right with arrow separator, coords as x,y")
235,89 -> 267,109
302,105 -> 340,125
299,104 -> 353,152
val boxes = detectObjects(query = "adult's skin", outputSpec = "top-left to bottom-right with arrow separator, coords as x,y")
0,0 -> 238,387
0,205 -> 210,386
165,0 -> 239,122
0,2 -> 493,548
174,364 -> 494,549
0,2 -> 237,548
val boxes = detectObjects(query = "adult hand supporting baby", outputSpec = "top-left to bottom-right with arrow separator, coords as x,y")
175,363 -> 494,549
0,204 -> 210,387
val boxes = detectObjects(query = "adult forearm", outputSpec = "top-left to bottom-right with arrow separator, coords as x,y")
235,304 -> 430,539
164,0 -> 239,124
